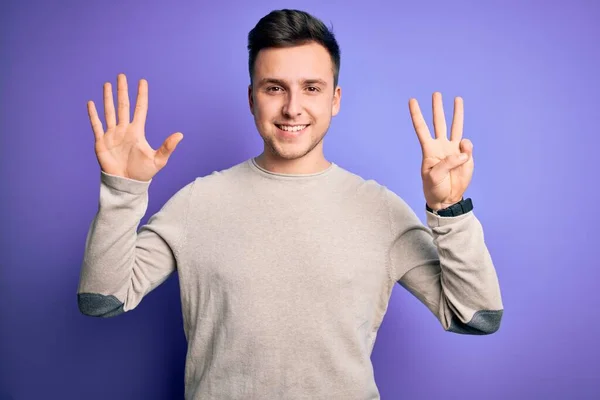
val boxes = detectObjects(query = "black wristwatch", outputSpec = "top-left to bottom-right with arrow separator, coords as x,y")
426,198 -> 473,217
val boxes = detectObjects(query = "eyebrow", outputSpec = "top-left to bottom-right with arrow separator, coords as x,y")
257,78 -> 328,87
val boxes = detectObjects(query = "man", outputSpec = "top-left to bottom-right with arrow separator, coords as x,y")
78,9 -> 503,400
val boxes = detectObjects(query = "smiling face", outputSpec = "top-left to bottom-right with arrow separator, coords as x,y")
248,41 -> 341,172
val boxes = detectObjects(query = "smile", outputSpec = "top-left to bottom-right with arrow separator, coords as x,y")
275,124 -> 309,133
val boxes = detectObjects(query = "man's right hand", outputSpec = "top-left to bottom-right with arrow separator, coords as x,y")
87,73 -> 183,181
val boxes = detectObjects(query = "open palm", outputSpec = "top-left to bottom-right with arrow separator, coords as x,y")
87,74 -> 183,182
409,92 -> 474,210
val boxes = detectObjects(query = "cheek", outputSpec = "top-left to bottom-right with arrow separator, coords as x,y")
254,98 -> 278,120
310,98 -> 334,120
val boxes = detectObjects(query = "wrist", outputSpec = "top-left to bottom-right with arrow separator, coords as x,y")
426,198 -> 463,211
426,198 -> 473,217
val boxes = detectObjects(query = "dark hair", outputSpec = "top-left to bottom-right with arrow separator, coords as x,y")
247,9 -> 341,87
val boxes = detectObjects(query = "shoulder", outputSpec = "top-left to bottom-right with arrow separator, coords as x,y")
333,165 -> 407,206
334,164 -> 421,225
186,159 -> 252,190
332,165 -> 383,196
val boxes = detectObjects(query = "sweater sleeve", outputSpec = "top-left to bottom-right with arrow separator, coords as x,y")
385,188 -> 504,335
76,170 -> 195,318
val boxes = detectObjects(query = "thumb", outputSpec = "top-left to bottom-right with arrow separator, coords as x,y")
155,132 -> 184,169
429,153 -> 469,178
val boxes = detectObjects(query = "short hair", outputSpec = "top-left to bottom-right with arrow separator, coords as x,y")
247,9 -> 341,87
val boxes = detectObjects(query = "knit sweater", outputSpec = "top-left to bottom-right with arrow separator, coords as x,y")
77,157 -> 503,399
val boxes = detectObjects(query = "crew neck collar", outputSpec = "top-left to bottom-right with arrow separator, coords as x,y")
248,157 -> 337,180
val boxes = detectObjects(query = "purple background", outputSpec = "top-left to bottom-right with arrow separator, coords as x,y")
1,0 -> 598,399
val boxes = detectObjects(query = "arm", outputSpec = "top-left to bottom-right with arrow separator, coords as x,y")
386,190 -> 503,334
79,74 -> 187,317
76,171 -> 194,317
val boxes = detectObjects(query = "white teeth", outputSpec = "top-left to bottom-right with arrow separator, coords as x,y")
279,125 -> 307,132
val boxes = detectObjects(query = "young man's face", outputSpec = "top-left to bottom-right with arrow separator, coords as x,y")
248,42 -> 341,162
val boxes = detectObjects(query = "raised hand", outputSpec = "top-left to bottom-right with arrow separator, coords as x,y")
87,73 -> 183,181
409,92 -> 474,211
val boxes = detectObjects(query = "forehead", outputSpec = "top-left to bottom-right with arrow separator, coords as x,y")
253,42 -> 334,83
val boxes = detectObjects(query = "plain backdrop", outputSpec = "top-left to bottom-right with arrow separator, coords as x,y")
1,0 -> 598,399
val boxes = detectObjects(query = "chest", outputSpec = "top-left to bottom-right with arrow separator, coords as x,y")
179,197 -> 391,326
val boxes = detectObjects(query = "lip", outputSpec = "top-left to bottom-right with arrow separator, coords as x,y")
275,124 -> 310,138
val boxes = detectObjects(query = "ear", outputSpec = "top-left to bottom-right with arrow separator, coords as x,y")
248,84 -> 254,115
331,85 -> 342,117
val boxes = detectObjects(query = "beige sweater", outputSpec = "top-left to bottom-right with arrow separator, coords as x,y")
77,157 -> 503,400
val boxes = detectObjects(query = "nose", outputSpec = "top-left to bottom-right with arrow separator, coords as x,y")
282,91 -> 302,117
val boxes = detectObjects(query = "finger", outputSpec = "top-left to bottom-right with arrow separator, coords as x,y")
154,132 -> 184,169
103,82 -> 116,128
460,138 -> 473,157
450,96 -> 464,142
117,73 -> 130,125
87,101 -> 104,141
432,92 -> 447,139
408,98 -> 431,149
459,139 -> 474,165
429,153 -> 469,179
133,79 -> 148,127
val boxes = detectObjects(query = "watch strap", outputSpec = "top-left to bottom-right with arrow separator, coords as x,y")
426,198 -> 473,217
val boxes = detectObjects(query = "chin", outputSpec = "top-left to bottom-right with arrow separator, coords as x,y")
269,144 -> 312,160
265,137 -> 323,161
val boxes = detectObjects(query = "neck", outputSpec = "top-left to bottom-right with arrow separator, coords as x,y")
255,148 -> 331,175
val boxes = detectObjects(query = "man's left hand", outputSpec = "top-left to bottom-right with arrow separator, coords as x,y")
409,92 -> 474,211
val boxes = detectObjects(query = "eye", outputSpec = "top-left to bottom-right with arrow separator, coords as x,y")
267,86 -> 283,92
306,86 -> 320,92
